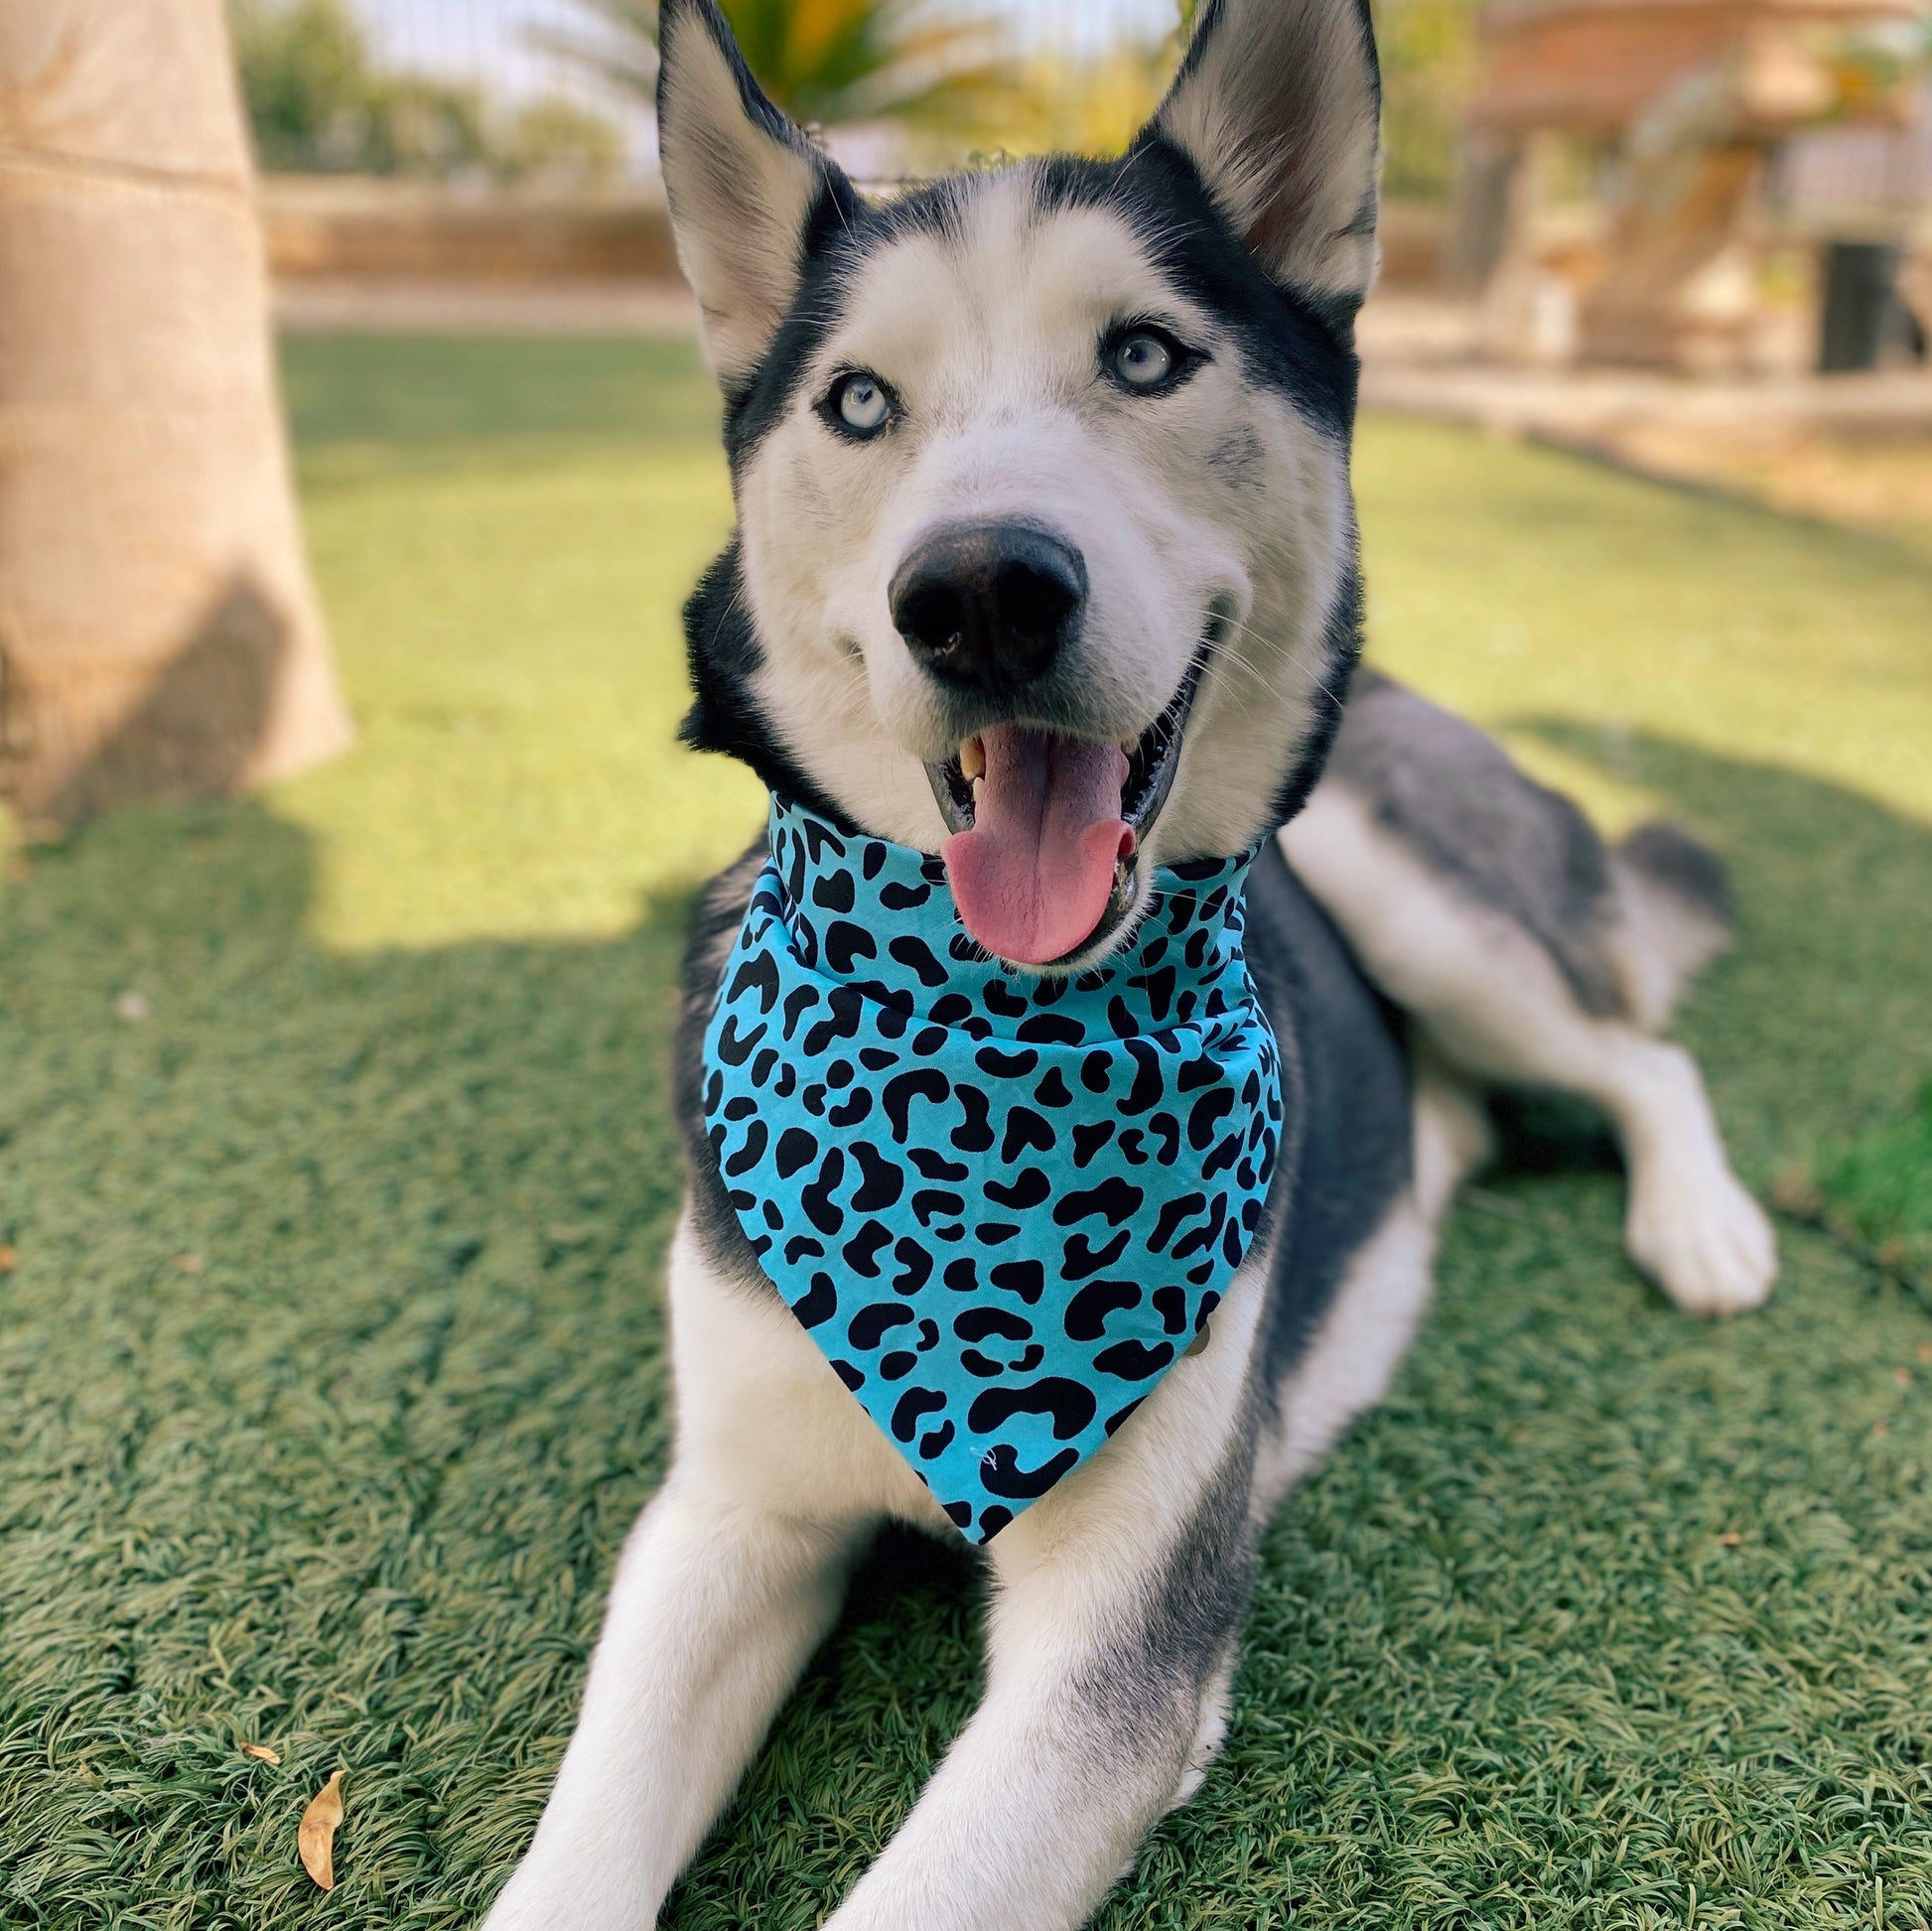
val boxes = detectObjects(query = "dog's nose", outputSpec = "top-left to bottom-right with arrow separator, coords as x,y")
890,521 -> 1086,696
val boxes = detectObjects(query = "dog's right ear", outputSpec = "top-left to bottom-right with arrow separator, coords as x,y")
656,0 -> 856,390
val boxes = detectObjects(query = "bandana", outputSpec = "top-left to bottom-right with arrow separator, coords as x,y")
702,796 -> 1282,1543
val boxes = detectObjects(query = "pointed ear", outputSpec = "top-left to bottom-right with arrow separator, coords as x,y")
656,0 -> 856,388
1141,0 -> 1382,324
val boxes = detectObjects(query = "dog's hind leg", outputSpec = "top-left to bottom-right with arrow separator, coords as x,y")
1284,701 -> 1776,1315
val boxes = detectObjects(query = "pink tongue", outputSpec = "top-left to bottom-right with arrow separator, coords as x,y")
942,726 -> 1131,966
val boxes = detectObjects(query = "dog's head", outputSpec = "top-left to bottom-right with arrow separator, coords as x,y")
662,0 -> 1380,968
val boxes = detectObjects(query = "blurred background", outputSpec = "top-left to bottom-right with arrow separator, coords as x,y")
237,0 -> 1932,377
234,0 -> 1932,516
2,3 -> 1930,1923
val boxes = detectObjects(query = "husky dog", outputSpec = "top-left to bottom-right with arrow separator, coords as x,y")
484,0 -> 1776,1923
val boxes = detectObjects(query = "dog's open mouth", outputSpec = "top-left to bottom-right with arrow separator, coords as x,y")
923,646 -> 1208,969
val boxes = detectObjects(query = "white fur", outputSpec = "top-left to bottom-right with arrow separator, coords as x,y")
1154,0 -> 1383,311
655,0 -> 838,387
482,1220 -> 918,1931
1610,852 -> 1733,1033
487,1222 -> 1286,1931
818,1249 -> 1276,1931
1169,1641 -> 1239,1813
1281,786 -> 1777,1314
733,170 -> 1355,873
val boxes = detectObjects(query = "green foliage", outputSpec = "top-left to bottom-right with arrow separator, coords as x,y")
497,97 -> 625,186
229,0 -> 378,171
2,338 -> 1930,1924
229,0 -> 621,182
540,0 -> 1478,183
539,0 -> 1024,135
1372,0 -> 1479,202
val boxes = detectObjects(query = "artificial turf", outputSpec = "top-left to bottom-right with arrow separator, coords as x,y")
2,334 -> 1929,1929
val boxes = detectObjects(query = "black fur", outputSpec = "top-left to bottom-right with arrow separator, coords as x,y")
678,545 -> 859,825
1618,819 -> 1733,930
1326,669 -> 1633,1017
677,139 -> 1369,859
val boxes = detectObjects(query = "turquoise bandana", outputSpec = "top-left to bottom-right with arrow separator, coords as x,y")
702,797 -> 1283,1543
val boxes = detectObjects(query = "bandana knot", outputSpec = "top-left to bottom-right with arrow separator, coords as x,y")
703,796 -> 1283,1542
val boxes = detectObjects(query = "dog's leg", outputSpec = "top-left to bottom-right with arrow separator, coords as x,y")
1284,792 -> 1776,1315
818,1494 -> 1246,1931
483,1482 -> 859,1930
484,1217 -> 909,1931
820,1272 -> 1267,1931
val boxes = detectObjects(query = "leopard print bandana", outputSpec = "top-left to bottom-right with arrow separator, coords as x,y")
703,796 -> 1283,1543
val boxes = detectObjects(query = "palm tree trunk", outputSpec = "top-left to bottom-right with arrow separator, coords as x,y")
0,0 -> 351,826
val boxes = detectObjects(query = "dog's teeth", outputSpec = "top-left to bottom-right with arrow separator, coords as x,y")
971,775 -> 985,805
960,736 -> 985,781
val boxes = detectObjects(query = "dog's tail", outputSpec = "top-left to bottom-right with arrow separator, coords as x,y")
1611,820 -> 1735,1032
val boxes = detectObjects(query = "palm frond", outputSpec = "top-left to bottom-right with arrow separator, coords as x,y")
534,0 -> 1032,138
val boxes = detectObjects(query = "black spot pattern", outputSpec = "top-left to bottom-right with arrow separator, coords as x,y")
704,797 -> 1282,1543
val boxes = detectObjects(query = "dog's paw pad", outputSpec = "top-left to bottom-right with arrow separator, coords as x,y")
1627,1166 -> 1778,1317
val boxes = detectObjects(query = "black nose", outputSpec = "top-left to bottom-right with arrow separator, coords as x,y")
889,520 -> 1086,696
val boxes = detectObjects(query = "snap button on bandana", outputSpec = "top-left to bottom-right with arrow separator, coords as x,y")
702,797 -> 1283,1543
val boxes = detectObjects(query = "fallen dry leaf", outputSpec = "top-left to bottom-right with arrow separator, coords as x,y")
1715,1532 -> 1742,1548
299,1769 -> 345,1890
241,1742 -> 281,1765
173,1252 -> 205,1276
0,1246 -> 16,1275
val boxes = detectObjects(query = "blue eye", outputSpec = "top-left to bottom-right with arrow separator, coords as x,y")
1112,330 -> 1175,389
831,370 -> 892,436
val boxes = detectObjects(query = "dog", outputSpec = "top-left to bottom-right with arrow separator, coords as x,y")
483,1 -> 1778,1923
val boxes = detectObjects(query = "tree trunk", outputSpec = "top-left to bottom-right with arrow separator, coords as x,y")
0,0 -> 351,827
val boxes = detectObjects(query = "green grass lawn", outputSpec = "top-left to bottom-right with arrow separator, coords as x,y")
3,334 -> 1930,1929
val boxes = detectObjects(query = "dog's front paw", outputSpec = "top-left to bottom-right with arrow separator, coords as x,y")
1626,1162 -> 1778,1316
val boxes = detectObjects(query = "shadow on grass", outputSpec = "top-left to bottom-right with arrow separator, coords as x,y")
0,797 -> 979,1927
1,723 -> 1929,1926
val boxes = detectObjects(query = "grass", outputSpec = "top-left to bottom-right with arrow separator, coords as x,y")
1821,1084 -> 1932,1281
2,333 -> 1930,1929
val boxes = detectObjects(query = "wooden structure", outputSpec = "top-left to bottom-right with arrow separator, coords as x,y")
260,178 -> 681,288
1466,0 -> 1926,368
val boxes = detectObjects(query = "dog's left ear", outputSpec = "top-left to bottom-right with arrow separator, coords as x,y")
656,0 -> 857,389
1140,0 -> 1382,325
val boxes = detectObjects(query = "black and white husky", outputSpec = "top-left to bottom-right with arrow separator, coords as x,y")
485,0 -> 1777,1922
